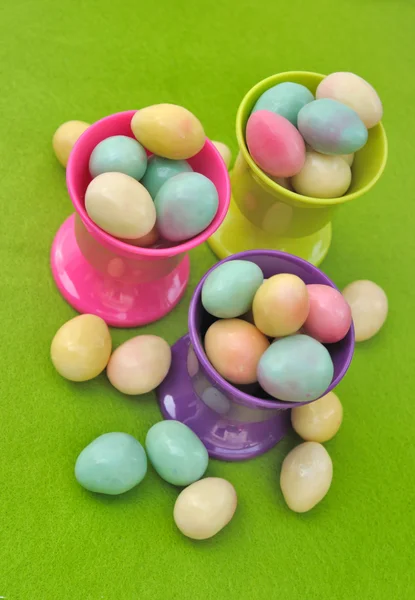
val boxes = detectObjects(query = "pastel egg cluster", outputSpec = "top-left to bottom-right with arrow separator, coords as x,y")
82,104 -> 219,246
246,72 -> 383,198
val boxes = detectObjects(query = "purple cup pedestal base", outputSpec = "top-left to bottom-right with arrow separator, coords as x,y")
157,334 -> 292,461
51,214 -> 190,328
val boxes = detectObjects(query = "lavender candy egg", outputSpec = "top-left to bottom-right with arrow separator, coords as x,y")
154,172 -> 219,242
257,334 -> 334,403
297,99 -> 368,155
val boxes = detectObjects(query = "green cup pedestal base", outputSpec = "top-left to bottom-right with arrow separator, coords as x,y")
207,196 -> 332,266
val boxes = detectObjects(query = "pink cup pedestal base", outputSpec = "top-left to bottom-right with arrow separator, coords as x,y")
51,214 -> 190,328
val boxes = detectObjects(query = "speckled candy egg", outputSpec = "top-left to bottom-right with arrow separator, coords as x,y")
257,334 -> 334,402
174,478 -> 237,540
201,260 -> 264,318
252,274 -> 310,337
131,104 -> 205,160
53,120 -> 90,167
291,391 -> 343,442
154,172 -> 218,242
280,442 -> 333,512
145,420 -> 208,486
141,155 -> 193,198
252,82 -> 314,126
246,110 -> 306,177
316,72 -> 383,129
85,172 -> 156,239
75,432 -> 147,495
212,141 -> 232,168
51,314 -> 112,382
89,135 -> 147,180
303,284 -> 352,343
107,335 -> 171,395
298,99 -> 368,155
205,319 -> 269,385
291,151 -> 351,199
342,280 -> 388,342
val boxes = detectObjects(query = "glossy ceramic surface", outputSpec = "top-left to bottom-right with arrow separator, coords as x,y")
157,250 -> 355,461
50,111 -> 230,327
208,71 -> 388,264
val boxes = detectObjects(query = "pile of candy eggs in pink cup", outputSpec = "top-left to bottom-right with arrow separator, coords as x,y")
245,71 -> 383,198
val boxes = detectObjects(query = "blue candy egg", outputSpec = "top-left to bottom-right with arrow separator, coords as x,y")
252,82 -> 314,126
141,155 -> 193,198
89,135 -> 148,180
297,99 -> 368,155
257,334 -> 334,403
154,172 -> 219,242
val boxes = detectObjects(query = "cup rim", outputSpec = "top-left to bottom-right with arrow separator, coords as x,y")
236,71 -> 388,207
66,110 -> 231,258
188,249 -> 355,410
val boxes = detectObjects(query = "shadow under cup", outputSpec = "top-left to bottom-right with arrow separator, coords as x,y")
157,250 -> 355,461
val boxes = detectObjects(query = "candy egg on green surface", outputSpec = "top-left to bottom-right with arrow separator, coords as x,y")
75,432 -> 147,495
252,82 -> 314,126
212,141 -> 232,168
257,334 -> 334,403
291,391 -> 343,442
154,172 -> 218,242
298,99 -> 368,155
201,260 -> 264,318
342,280 -> 388,341
141,155 -> 192,198
53,120 -> 90,167
89,135 -> 147,180
291,151 -> 351,198
145,420 -> 208,486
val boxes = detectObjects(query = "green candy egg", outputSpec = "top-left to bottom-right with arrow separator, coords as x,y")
154,172 -> 219,242
257,335 -> 334,403
75,432 -> 147,495
201,259 -> 264,318
89,135 -> 147,180
252,82 -> 314,126
141,155 -> 193,198
145,420 -> 208,486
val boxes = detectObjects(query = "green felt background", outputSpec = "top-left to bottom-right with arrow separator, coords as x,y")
0,0 -> 414,598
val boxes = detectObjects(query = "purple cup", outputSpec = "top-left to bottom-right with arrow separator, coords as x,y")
157,250 -> 355,461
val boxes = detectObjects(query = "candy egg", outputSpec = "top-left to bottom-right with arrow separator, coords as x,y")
154,172 -> 218,242
302,284 -> 352,343
201,260 -> 264,318
141,155 -> 193,198
291,151 -> 351,199
280,442 -> 333,512
51,314 -> 112,382
342,280 -> 388,342
174,477 -> 237,540
204,319 -> 270,385
131,104 -> 205,160
53,120 -> 90,167
145,420 -> 208,486
252,274 -> 309,337
75,432 -> 147,495
246,110 -> 306,177
291,391 -> 343,442
85,172 -> 156,239
316,72 -> 383,129
257,334 -> 334,403
298,99 -> 368,155
107,335 -> 171,395
252,82 -> 314,126
89,135 -> 147,180
212,141 -> 232,168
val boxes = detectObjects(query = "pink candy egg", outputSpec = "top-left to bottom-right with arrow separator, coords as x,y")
302,284 -> 352,343
246,110 -> 306,178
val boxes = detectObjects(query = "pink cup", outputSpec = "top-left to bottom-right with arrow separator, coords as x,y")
50,111 -> 231,327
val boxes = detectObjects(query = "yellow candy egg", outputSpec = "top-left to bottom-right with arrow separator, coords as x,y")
51,314 -> 112,382
85,172 -> 156,239
212,141 -> 232,168
253,274 -> 309,337
52,120 -> 90,167
291,391 -> 343,442
342,280 -> 388,342
291,151 -> 351,199
204,319 -> 269,385
131,104 -> 206,160
107,335 -> 171,395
